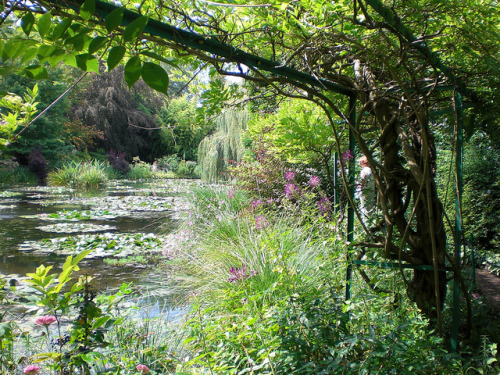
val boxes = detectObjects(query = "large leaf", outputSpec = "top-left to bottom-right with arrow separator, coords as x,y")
88,36 -> 107,54
20,47 -> 39,64
23,65 -> 49,80
141,62 -> 169,95
37,12 -> 52,39
124,56 -> 142,88
21,13 -> 35,36
76,54 -> 99,73
123,16 -> 149,42
2,39 -> 21,61
105,7 -> 124,33
52,18 -> 72,40
107,45 -> 126,71
80,0 -> 95,21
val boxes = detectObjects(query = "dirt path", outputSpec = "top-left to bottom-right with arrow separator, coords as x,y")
474,268 -> 500,317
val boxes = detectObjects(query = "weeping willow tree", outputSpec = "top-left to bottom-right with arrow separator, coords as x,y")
198,109 -> 248,183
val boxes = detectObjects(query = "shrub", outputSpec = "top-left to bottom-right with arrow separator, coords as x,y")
28,147 -> 48,185
127,160 -> 154,179
106,150 -> 130,174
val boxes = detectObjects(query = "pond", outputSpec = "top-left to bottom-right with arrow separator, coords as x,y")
0,179 -> 200,318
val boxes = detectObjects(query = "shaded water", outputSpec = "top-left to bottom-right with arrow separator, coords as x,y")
0,180 -> 194,310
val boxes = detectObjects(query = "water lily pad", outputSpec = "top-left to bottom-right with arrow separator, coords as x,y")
18,232 -> 166,258
36,222 -> 116,233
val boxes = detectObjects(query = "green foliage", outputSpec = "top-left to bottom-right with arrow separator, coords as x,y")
198,108 -> 248,182
47,160 -> 108,190
462,132 -> 499,254
128,158 -> 155,179
154,95 -> 210,161
0,84 -> 39,150
0,165 -> 37,184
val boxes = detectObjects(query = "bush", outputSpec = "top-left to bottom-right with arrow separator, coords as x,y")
106,150 -> 130,174
127,160 -> 154,179
156,154 -> 180,172
28,147 -> 48,185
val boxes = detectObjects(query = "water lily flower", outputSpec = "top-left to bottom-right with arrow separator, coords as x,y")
136,364 -> 150,374
23,365 -> 41,375
309,175 -> 321,187
35,315 -> 57,326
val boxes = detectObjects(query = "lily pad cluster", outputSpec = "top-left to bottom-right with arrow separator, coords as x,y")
36,222 -> 117,234
18,232 -> 166,259
27,209 -> 118,221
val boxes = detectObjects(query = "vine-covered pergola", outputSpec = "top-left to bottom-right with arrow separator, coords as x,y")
4,0 -> 497,351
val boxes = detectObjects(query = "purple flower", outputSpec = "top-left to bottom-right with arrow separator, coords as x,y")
24,365 -> 40,375
228,264 -> 257,283
35,315 -> 57,326
317,197 -> 332,215
252,199 -> 263,209
255,215 -> 268,230
341,150 -> 353,163
228,189 -> 235,199
309,175 -> 321,187
285,183 -> 301,198
472,293 -> 480,300
285,171 -> 295,181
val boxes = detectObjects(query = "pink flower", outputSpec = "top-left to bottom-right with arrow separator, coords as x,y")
136,364 -> 150,374
252,199 -> 263,209
472,293 -> 480,300
309,175 -> 321,187
35,315 -> 57,326
285,183 -> 301,198
255,215 -> 268,230
228,189 -> 235,199
24,365 -> 41,375
285,171 -> 295,181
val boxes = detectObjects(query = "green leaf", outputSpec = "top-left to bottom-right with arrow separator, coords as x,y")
2,40 -> 21,61
107,45 -> 126,71
76,54 -> 99,73
80,0 -> 95,21
124,56 -> 142,88
88,36 -> 107,54
37,12 -> 52,39
105,7 -> 124,33
140,51 -> 180,69
23,65 -> 49,80
37,45 -> 57,62
92,316 -> 110,329
20,47 -> 39,64
48,48 -> 67,67
52,18 -> 72,40
123,16 -> 149,42
21,13 -> 35,36
73,248 -> 94,265
141,62 -> 169,95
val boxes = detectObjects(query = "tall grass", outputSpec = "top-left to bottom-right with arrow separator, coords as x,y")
47,160 -> 108,191
0,165 -> 37,184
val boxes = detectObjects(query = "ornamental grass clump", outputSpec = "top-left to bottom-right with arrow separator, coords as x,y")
47,160 -> 108,191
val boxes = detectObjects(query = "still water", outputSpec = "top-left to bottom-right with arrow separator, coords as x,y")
0,179 -> 196,315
